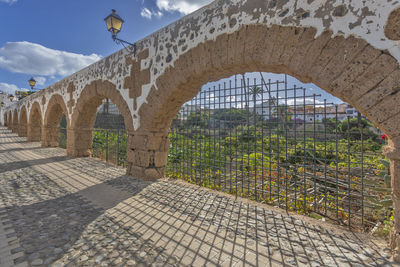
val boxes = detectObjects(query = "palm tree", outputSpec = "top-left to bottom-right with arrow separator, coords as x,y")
249,86 -> 264,106
249,86 -> 264,124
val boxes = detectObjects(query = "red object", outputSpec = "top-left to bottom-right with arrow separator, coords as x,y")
381,134 -> 387,140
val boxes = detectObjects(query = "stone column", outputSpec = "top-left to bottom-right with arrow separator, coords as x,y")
384,141 -> 400,262
42,126 -> 60,147
27,124 -> 41,142
66,127 -> 93,157
126,131 -> 170,181
18,124 -> 27,137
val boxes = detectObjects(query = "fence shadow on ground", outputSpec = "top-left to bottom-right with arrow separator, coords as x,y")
96,180 -> 395,266
0,174 -> 151,266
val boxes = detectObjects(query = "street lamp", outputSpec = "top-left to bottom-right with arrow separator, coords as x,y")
28,77 -> 36,90
104,9 -> 137,56
28,77 -> 41,91
0,102 -> 4,107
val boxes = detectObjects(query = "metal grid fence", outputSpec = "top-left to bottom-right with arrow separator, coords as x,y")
58,127 -> 128,167
166,73 -> 391,232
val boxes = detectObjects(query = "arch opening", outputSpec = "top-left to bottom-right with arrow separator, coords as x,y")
166,72 -> 390,235
89,98 -> 128,166
3,113 -> 7,127
19,107 -> 28,137
59,114 -> 67,149
43,94 -> 69,148
28,102 -> 42,142
68,80 -> 133,160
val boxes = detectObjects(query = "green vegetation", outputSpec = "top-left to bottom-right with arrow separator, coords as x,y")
92,130 -> 128,166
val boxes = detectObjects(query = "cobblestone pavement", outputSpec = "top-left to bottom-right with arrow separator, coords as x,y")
0,126 -> 398,267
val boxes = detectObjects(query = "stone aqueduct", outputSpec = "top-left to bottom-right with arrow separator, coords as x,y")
2,0 -> 400,259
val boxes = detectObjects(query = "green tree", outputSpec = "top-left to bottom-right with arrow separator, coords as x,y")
337,118 -> 378,140
183,110 -> 208,128
212,109 -> 249,128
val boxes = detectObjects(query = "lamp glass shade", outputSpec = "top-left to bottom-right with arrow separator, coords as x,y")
9,95 -> 14,101
104,10 -> 124,35
28,78 -> 36,88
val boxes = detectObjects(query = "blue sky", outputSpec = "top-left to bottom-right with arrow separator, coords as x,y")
0,0 -> 342,104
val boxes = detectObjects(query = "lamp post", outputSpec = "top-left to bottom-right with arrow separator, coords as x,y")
28,77 -> 41,91
104,9 -> 137,56
28,77 -> 36,90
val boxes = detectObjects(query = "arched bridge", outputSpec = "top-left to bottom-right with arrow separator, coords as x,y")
2,0 -> 400,260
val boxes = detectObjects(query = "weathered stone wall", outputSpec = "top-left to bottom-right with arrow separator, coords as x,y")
3,0 -> 400,260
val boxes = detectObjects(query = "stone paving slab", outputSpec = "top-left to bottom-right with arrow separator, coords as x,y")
0,126 -> 398,267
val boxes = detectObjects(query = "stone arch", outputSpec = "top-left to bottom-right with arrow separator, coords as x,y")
12,109 -> 18,134
127,26 -> 399,181
28,102 -> 42,142
68,80 -> 133,157
42,94 -> 69,147
140,27 -> 396,134
18,106 -> 28,137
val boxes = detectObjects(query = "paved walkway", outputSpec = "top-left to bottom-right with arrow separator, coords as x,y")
0,126 -> 398,267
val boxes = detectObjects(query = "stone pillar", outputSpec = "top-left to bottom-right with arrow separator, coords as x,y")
384,141 -> 400,263
126,131 -> 170,181
18,124 -> 27,137
42,126 -> 60,147
27,124 -> 41,142
66,127 -> 92,157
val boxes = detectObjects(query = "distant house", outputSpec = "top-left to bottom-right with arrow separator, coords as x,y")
336,103 -> 363,121
290,103 -> 364,123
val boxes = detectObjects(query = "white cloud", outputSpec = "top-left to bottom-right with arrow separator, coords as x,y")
34,77 -> 46,86
140,8 -> 163,19
207,93 -> 215,102
156,0 -> 213,15
141,8 -> 152,19
0,0 -> 17,4
0,83 -> 27,95
0,41 -> 102,77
